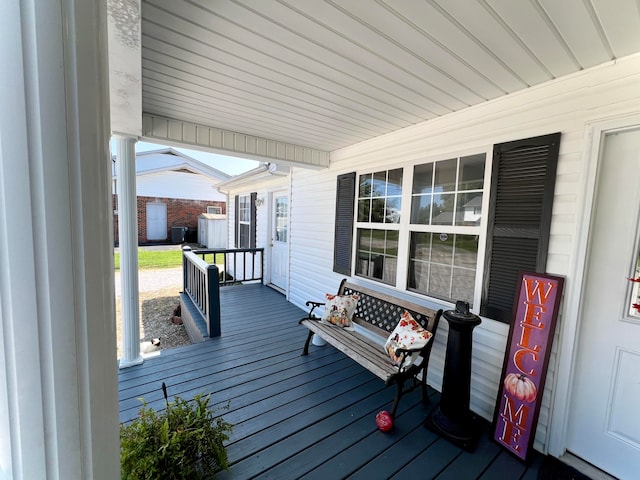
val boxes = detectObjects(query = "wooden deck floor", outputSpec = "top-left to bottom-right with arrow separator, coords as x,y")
118,283 -> 544,479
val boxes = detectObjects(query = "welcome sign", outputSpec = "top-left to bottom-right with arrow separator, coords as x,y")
492,272 -> 564,462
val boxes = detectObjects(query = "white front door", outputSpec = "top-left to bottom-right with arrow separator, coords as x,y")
146,202 -> 167,241
566,126 -> 640,479
270,193 -> 289,292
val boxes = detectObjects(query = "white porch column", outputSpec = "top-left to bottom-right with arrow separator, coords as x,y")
116,136 -> 143,368
0,0 -> 119,478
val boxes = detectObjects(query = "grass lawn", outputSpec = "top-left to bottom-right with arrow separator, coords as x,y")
114,248 -> 183,271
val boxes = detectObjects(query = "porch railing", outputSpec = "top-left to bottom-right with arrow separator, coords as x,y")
182,246 -> 264,337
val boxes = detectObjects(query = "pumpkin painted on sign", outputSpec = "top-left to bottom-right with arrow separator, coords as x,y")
503,373 -> 537,403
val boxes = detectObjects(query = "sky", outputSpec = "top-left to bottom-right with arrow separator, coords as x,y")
134,141 -> 260,176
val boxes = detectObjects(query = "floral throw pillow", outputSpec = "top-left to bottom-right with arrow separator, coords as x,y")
384,310 -> 433,370
321,294 -> 360,330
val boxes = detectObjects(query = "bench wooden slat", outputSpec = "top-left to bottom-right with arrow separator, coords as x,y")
300,319 -> 395,381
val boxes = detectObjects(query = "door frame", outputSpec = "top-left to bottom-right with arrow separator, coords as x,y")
268,189 -> 290,295
548,113 -> 640,459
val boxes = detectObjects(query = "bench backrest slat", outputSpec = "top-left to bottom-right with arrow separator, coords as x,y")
338,280 -> 439,336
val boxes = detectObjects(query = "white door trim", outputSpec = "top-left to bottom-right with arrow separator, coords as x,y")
548,113 -> 640,457
268,189 -> 290,295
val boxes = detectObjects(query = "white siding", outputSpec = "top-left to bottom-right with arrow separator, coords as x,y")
224,174 -> 290,286
137,170 -> 226,201
287,54 -> 640,453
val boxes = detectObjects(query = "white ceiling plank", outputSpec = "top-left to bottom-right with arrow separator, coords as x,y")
141,49 -> 395,138
141,31 -> 413,130
439,0 -> 554,85
591,0 -> 640,57
332,0 -> 507,98
487,0 -> 580,77
381,0 -> 528,92
134,0 -> 640,152
141,68 -> 373,148
222,0 -> 470,109
144,1 -> 446,118
539,0 -> 612,67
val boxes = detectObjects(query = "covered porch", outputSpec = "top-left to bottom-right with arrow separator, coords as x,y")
119,283 -> 544,479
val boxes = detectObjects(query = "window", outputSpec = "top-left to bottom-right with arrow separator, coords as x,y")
408,154 -> 485,305
354,169 -> 402,284
354,158 -> 485,303
341,134 -> 560,322
207,205 -> 222,214
234,193 -> 256,248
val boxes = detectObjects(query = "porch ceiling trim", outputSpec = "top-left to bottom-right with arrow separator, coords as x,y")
142,113 -> 330,169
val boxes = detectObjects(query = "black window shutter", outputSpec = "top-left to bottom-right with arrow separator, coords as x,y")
481,133 -> 561,322
333,172 -> 356,275
250,192 -> 257,249
234,195 -> 239,248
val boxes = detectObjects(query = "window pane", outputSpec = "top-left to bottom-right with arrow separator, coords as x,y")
356,228 -> 397,285
358,228 -> 372,250
359,173 -> 373,197
452,268 -> 475,305
432,193 -> 455,225
431,233 -> 453,265
413,163 -> 433,194
411,195 -> 432,224
434,158 -> 457,193
371,198 -> 386,222
453,235 -> 479,268
372,171 -> 387,196
387,168 -> 403,196
382,256 -> 397,284
371,229 -> 386,254
455,192 -> 483,226
358,199 -> 370,222
275,197 -> 288,242
429,264 -> 452,298
239,224 -> 250,248
385,197 -> 401,223
459,154 -> 485,190
411,232 -> 431,261
385,230 -> 399,255
408,260 -> 429,292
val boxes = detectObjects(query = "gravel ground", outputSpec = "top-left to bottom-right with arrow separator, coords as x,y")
115,267 -> 191,357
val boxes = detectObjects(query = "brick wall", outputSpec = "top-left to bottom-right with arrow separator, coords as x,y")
113,194 -> 226,245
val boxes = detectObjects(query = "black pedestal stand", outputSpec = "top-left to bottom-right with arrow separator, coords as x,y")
425,301 -> 481,451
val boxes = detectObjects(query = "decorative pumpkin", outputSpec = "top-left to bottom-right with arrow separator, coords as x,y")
504,373 -> 537,403
375,410 -> 393,432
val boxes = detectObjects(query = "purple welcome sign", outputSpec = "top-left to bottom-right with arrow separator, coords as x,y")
492,272 -> 564,462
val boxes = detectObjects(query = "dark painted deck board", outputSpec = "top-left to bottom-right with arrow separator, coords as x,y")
119,283 -> 543,479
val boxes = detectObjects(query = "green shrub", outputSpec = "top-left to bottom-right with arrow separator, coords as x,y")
120,384 -> 232,479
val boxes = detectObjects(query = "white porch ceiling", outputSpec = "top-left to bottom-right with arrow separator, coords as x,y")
140,0 -> 640,154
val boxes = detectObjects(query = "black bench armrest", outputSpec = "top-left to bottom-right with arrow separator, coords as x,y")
303,300 -> 325,320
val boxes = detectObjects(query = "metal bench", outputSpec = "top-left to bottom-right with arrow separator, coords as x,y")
300,279 -> 442,419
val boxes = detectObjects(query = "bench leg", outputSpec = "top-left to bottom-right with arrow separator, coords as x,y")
390,381 -> 404,419
301,330 -> 314,356
421,372 -> 429,404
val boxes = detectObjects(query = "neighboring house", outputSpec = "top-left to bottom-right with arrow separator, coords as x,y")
223,57 -> 640,470
112,148 -> 230,244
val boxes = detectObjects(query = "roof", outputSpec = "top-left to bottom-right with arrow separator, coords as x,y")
112,148 -> 231,183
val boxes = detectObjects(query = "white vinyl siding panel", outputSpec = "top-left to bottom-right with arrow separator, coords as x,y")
136,170 -> 226,201
288,55 -> 640,454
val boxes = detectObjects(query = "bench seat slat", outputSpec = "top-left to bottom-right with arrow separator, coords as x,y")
300,319 -> 395,381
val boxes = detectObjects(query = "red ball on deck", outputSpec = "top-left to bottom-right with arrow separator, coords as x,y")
376,410 -> 393,432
